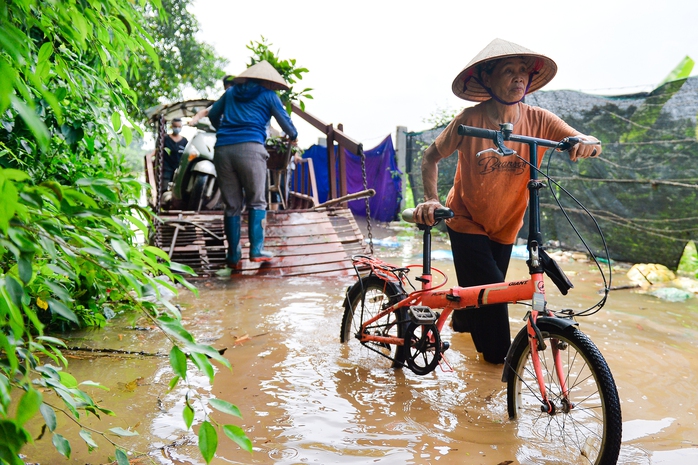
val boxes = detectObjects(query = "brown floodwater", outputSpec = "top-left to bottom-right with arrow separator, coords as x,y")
20,234 -> 698,465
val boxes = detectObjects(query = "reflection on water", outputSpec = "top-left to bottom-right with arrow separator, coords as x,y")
19,239 -> 698,464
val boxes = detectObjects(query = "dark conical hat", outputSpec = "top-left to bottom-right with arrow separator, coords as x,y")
451,38 -> 557,102
233,60 -> 289,91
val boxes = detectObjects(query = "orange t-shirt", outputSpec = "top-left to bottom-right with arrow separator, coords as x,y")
434,102 -> 578,244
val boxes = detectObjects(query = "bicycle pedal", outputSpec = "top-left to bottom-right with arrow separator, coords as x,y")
408,306 -> 437,324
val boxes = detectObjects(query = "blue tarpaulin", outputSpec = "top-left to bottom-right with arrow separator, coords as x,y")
302,136 -> 402,222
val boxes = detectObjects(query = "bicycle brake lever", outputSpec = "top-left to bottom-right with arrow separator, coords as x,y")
476,147 -> 518,157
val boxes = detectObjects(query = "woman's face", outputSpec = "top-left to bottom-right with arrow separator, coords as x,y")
482,57 -> 530,102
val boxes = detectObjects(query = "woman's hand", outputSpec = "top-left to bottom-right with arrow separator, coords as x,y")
568,134 -> 602,161
413,199 -> 444,225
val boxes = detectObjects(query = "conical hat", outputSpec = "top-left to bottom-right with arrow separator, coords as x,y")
451,38 -> 557,102
233,60 -> 289,91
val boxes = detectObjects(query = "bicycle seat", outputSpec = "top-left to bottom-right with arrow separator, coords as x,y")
401,207 -> 454,223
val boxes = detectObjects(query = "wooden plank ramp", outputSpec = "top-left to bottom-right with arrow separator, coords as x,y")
154,207 -> 367,278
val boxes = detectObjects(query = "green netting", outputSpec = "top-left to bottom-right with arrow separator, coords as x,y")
406,77 -> 698,268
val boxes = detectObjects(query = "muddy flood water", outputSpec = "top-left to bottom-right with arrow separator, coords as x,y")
21,231 -> 698,465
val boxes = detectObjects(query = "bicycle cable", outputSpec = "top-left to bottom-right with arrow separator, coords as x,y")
511,143 -> 612,317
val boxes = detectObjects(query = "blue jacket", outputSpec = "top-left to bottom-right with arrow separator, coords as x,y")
209,82 -> 298,147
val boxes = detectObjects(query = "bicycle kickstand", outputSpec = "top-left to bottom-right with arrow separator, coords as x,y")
438,351 -> 454,373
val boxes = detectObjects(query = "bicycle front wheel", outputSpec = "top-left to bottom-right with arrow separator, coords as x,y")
340,276 -> 408,369
506,323 -> 622,465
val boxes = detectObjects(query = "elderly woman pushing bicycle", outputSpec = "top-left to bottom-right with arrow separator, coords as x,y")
413,38 -> 602,364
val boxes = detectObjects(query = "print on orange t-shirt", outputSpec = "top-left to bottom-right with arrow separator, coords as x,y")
434,102 -> 579,244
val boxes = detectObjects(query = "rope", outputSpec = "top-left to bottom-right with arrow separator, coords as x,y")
550,176 -> 698,189
540,202 -> 698,241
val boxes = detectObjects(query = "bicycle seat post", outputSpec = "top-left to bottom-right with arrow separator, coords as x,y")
417,223 -> 433,287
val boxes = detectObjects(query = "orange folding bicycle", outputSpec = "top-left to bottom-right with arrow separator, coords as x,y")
340,123 -> 622,465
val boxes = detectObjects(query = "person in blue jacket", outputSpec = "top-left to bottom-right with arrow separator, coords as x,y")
208,60 -> 298,268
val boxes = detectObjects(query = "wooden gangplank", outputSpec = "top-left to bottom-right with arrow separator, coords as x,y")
154,208 -> 366,278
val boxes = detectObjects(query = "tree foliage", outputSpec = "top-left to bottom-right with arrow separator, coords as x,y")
245,36 -> 313,113
125,0 -> 228,119
0,1 -> 248,462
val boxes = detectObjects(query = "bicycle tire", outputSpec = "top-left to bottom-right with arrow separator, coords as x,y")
506,323 -> 622,465
340,276 -> 408,369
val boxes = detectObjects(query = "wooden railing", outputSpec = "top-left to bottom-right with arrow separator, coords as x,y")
290,103 -> 362,202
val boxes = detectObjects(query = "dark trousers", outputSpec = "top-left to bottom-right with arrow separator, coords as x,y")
447,227 -> 513,364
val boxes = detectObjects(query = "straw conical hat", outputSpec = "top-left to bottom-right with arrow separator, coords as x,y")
451,38 -> 557,102
233,60 -> 289,91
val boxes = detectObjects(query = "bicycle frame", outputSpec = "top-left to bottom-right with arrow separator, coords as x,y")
355,123 -> 580,411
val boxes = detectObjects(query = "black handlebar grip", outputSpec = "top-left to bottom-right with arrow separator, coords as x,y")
457,125 -> 498,140
401,207 -> 454,223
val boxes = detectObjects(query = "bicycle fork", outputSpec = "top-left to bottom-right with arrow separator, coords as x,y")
526,297 -> 572,415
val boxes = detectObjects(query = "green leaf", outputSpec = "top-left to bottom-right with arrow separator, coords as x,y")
658,56 -> 695,87
209,398 -> 242,418
36,41 -> 54,80
42,282 -> 73,304
169,346 -> 187,379
182,402 -> 194,430
168,375 -> 180,391
47,298 -> 79,325
109,427 -> 139,437
157,316 -> 195,344
111,111 -> 122,132
0,419 -> 31,464
16,388 -> 42,426
122,124 -> 132,146
58,371 -> 79,389
36,336 -> 67,348
4,274 -> 24,309
10,95 -> 50,151
144,245 -> 170,261
115,448 -> 129,465
40,403 -> 57,432
190,352 -> 214,383
125,214 -> 149,236
0,178 -> 19,234
169,261 -> 196,276
198,420 -> 217,464
52,433 -> 71,458
1,169 -> 30,182
223,424 -> 253,453
0,57 -> 17,112
0,374 -> 11,415
17,252 -> 33,284
79,429 -> 98,449
111,238 -> 130,260
79,380 -> 110,391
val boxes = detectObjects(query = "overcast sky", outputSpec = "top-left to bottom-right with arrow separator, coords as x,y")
190,0 -> 698,149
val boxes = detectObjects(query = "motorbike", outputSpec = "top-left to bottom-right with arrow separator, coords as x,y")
162,122 -> 221,212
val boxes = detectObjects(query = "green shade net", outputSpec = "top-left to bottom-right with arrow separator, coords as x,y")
406,72 -> 698,268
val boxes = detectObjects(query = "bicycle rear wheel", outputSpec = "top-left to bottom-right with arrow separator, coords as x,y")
505,323 -> 622,465
340,276 -> 408,369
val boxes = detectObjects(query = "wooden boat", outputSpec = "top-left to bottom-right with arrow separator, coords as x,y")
145,101 -> 372,278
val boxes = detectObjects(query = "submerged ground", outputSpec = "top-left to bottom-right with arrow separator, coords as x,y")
20,225 -> 698,465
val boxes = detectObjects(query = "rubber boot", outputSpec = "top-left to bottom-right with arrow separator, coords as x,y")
248,209 -> 273,262
223,215 -> 242,269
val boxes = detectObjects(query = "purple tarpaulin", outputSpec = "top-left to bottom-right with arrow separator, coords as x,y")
301,135 -> 402,222
345,135 -> 402,222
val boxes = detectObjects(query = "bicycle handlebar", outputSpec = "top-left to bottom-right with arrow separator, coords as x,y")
402,207 -> 454,224
457,124 -> 601,151
456,125 -> 498,141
